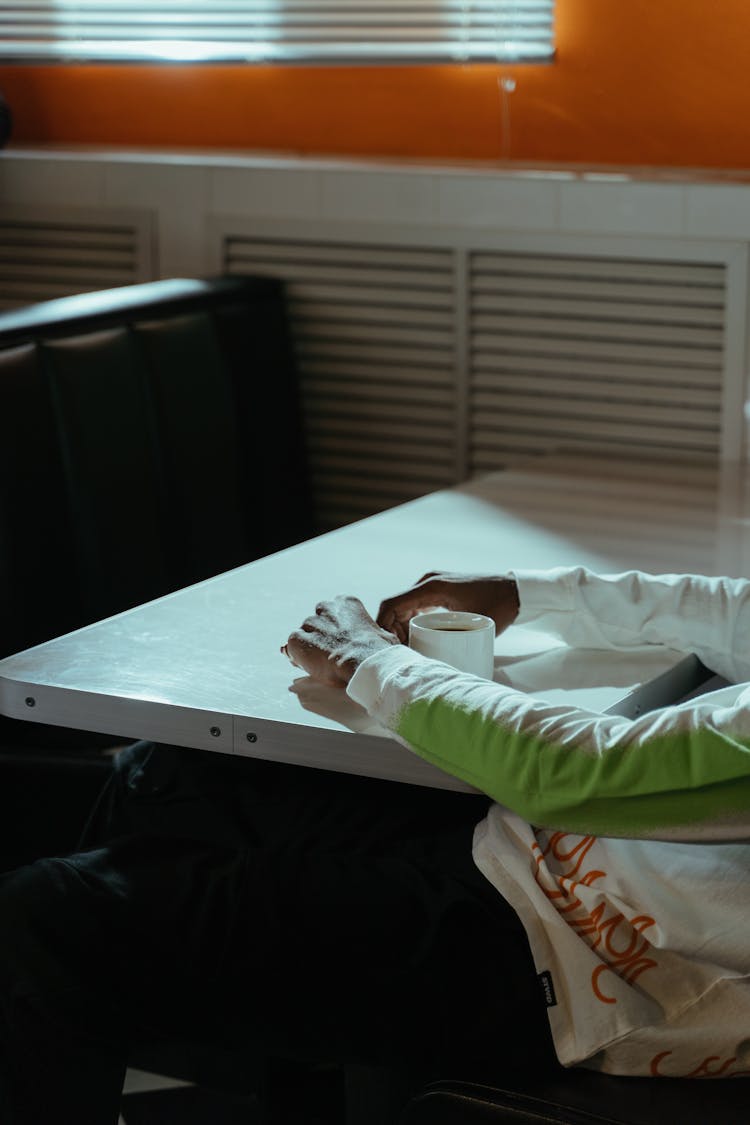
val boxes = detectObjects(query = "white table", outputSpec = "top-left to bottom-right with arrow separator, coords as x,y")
0,455 -> 743,792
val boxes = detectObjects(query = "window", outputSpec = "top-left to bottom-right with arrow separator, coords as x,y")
0,1 -> 555,64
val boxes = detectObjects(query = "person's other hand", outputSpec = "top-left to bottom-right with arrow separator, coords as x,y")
282,596 -> 399,687
377,572 -> 520,643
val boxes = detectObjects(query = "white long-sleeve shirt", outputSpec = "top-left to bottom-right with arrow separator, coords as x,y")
347,568 -> 750,1078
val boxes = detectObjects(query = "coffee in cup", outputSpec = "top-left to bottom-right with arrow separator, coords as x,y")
408,610 -> 495,679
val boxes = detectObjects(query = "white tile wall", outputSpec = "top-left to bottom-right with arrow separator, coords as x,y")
320,169 -> 437,225
559,180 -> 685,237
208,165 -> 321,220
3,148 -> 750,251
686,185 -> 750,240
0,154 -> 104,207
438,172 -> 559,230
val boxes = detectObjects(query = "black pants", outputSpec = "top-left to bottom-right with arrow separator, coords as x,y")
0,743 -> 556,1124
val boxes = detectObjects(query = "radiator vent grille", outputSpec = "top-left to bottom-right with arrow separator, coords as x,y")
225,236 -> 458,530
0,209 -> 155,310
221,227 -> 734,531
468,251 -> 726,470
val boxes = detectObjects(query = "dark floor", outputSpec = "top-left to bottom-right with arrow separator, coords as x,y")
120,1064 -> 347,1125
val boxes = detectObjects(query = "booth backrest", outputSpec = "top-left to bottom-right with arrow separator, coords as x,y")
0,276 -> 313,661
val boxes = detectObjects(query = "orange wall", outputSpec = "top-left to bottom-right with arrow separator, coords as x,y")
1,0 -> 749,169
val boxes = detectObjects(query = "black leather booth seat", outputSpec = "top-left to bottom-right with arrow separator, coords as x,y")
0,275 -> 312,866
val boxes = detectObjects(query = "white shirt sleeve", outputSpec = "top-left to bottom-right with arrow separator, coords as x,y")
511,567 -> 750,683
347,568 -> 750,842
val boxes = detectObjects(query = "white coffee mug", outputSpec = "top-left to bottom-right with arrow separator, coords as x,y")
408,610 -> 495,679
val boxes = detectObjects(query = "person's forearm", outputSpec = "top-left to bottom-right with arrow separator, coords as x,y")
513,567 -> 750,683
348,644 -> 750,843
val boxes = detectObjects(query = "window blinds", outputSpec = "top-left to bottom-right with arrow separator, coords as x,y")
0,1 -> 555,63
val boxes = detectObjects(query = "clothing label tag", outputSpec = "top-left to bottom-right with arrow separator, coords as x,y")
538,970 -> 557,1008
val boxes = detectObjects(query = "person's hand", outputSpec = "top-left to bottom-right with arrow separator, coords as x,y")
282,596 -> 399,687
377,572 -> 520,643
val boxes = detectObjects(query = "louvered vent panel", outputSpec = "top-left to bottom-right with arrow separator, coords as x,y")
0,211 -> 154,310
469,252 -> 727,470
225,236 -> 458,530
